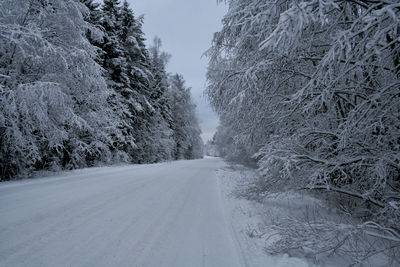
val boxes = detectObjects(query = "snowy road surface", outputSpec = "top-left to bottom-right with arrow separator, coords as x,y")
0,158 -> 245,267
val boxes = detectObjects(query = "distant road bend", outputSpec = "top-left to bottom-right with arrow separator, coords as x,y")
0,158 -> 244,267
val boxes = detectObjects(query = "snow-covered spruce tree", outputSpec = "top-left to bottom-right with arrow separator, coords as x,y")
101,0 -> 127,86
168,74 -> 203,160
118,2 -> 166,163
139,36 -> 176,163
99,0 -> 140,160
99,1 -> 176,163
208,0 -> 400,261
81,0 -> 102,26
0,0 -> 127,180
80,0 -> 105,63
119,0 -> 152,103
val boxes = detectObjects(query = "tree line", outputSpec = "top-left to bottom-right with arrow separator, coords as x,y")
0,0 -> 203,180
207,0 -> 399,262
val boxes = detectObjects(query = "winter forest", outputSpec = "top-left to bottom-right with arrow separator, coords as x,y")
206,0 -> 400,264
1,0 -> 400,266
0,0 -> 203,180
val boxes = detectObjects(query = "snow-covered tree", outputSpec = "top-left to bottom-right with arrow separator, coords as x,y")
207,0 -> 400,259
139,37 -> 175,162
0,0 -> 204,181
101,0 -> 127,83
169,74 -> 203,160
116,2 -> 162,163
0,0 -> 128,179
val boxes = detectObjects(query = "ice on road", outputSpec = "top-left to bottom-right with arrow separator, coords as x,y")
0,158 -> 244,267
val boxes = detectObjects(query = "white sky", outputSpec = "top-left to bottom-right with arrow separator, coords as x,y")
125,0 -> 227,142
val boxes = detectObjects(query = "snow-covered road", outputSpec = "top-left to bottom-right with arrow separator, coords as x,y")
0,158 -> 244,267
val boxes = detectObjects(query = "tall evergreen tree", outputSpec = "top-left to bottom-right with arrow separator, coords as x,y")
169,74 -> 203,160
139,37 -> 175,162
99,0 -> 139,159
101,0 -> 127,86
80,0 -> 104,60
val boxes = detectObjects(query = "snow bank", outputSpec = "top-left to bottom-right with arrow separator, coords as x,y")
217,164 -> 314,267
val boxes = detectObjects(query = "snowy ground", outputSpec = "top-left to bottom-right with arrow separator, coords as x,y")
0,158 -> 245,267
217,163 -> 398,267
217,164 -> 313,267
0,158 -> 317,267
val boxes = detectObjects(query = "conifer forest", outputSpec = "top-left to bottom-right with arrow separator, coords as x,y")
0,0 -> 203,180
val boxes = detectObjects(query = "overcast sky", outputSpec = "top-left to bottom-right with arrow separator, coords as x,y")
122,0 -> 226,142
